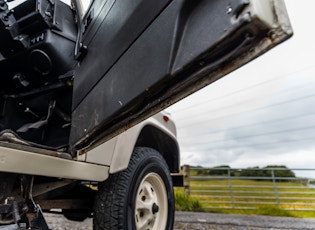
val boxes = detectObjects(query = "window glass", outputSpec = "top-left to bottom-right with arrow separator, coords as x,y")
60,0 -> 71,5
7,0 -> 26,9
78,0 -> 92,18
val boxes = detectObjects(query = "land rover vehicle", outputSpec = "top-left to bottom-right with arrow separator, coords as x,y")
0,0 -> 292,229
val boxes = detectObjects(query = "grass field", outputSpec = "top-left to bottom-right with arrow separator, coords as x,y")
175,178 -> 315,218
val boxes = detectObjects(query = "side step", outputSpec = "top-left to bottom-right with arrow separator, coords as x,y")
0,142 -> 109,182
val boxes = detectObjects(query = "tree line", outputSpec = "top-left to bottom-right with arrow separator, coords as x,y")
192,165 -> 295,180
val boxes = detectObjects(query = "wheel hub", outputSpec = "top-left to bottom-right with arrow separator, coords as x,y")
135,173 -> 167,230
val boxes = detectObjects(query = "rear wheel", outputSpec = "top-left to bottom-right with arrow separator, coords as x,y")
93,147 -> 174,230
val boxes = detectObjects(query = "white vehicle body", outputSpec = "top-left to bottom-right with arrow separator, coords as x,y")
0,112 -> 178,181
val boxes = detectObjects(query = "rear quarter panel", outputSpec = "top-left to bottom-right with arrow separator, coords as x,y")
81,112 -> 178,174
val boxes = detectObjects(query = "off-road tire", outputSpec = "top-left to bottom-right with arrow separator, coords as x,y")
93,147 -> 174,230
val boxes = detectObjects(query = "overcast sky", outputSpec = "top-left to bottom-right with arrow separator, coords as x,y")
167,0 -> 315,178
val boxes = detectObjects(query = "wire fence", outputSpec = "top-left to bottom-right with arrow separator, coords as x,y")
182,165 -> 315,211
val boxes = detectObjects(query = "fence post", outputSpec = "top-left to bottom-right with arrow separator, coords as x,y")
228,168 -> 235,209
272,169 -> 280,207
183,165 -> 190,196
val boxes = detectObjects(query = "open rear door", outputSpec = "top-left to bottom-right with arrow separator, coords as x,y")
71,0 -> 292,149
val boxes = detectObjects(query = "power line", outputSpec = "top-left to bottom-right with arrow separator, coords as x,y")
182,136 -> 315,152
179,125 -> 315,146
176,93 -> 315,129
174,81 -> 315,123
177,112 -> 315,138
171,64 -> 315,114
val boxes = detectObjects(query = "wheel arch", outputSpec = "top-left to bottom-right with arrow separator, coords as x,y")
109,120 -> 179,174
134,125 -> 180,174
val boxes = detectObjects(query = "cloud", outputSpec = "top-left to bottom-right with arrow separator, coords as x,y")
167,0 -> 315,177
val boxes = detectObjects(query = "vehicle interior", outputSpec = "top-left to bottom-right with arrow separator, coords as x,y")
0,0 -> 77,151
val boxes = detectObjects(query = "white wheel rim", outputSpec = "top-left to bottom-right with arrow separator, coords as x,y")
135,172 -> 168,230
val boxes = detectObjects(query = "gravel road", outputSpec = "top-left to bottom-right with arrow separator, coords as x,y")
44,211 -> 315,230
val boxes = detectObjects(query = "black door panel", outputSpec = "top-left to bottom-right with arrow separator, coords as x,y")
71,0 -> 292,149
73,0 -> 171,109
